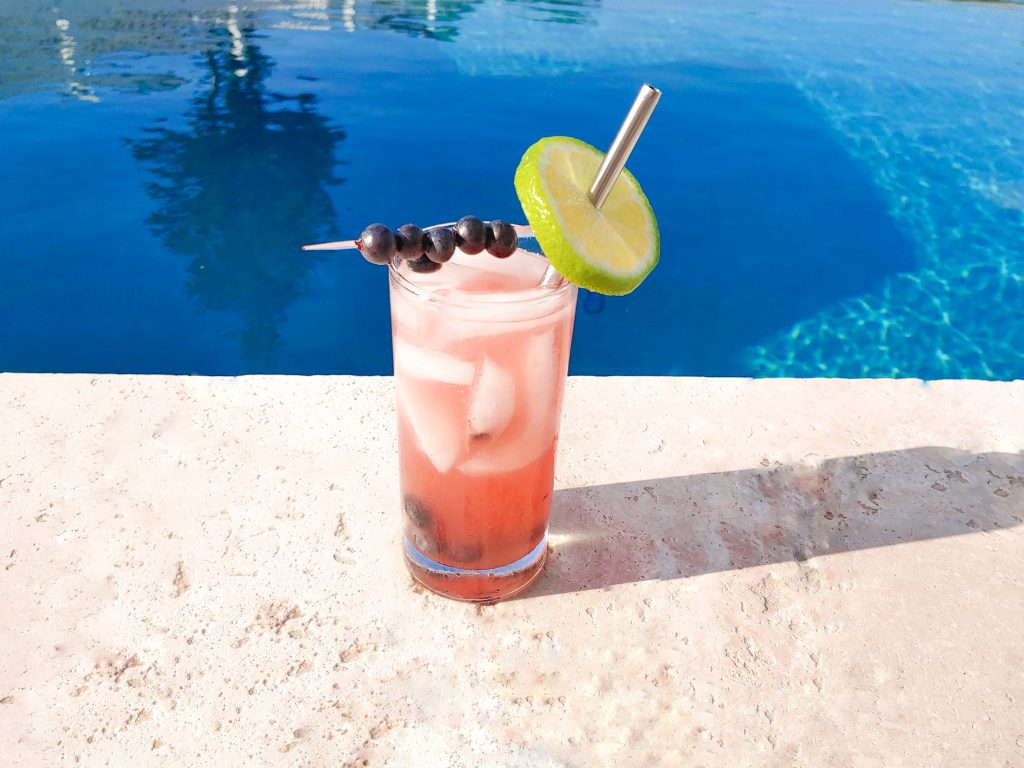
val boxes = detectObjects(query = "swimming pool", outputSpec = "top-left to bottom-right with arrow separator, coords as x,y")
1,0 -> 1022,377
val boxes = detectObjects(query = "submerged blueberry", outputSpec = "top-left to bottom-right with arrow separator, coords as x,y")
486,220 -> 517,258
424,227 -> 456,264
395,223 -> 426,261
404,495 -> 433,527
410,528 -> 443,556
404,496 -> 444,556
453,216 -> 487,255
355,223 -> 396,265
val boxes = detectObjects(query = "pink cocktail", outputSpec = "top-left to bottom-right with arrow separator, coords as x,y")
389,246 -> 577,602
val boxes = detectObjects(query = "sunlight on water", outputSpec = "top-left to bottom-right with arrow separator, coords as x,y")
746,2 -> 1024,378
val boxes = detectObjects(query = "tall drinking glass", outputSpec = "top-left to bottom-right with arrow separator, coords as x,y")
388,246 -> 577,602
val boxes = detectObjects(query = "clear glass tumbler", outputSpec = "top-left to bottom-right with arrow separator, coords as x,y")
389,246 -> 577,602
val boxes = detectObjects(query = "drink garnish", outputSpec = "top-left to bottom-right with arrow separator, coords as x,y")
301,83 -> 661,299
513,135 -> 659,296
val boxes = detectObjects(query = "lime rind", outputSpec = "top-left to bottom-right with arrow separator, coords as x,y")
514,136 -> 659,296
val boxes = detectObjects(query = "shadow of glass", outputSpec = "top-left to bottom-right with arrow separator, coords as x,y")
524,446 -> 1024,599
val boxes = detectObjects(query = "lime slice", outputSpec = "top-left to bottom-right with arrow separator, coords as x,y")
514,136 -> 659,296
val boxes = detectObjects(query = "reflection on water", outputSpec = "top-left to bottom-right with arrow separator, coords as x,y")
505,0 -> 600,25
346,0 -> 484,41
129,11 -> 344,364
0,2 -> 228,100
0,0 -> 602,101
274,0 -> 600,36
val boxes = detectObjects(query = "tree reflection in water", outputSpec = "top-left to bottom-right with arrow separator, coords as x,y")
131,14 -> 344,366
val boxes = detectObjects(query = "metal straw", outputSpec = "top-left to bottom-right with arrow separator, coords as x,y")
538,82 -> 661,288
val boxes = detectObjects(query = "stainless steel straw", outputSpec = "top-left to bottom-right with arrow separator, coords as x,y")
538,82 -> 661,288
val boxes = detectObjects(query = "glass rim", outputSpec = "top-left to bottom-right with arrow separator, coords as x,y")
387,249 -> 577,310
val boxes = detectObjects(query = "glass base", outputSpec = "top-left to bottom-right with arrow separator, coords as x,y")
403,535 -> 548,603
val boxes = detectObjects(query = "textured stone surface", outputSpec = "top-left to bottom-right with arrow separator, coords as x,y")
1,374 -> 1023,766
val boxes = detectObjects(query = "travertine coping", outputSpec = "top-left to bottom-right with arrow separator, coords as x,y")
1,375 -> 1022,766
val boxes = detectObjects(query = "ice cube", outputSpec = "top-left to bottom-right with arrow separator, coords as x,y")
434,302 -> 571,347
517,329 -> 559,414
392,337 -> 475,385
467,357 -> 516,440
458,330 -> 559,475
395,377 -> 465,473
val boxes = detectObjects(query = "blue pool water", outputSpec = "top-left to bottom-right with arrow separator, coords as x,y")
1,0 -> 1022,377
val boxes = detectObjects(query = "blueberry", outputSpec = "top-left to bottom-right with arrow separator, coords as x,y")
395,223 -> 425,261
407,254 -> 442,273
355,223 -> 396,265
453,216 -> 487,255
404,496 -> 444,556
403,495 -> 433,527
423,227 -> 456,264
486,220 -> 517,259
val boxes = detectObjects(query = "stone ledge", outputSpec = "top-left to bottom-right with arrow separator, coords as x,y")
1,375 -> 1022,766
